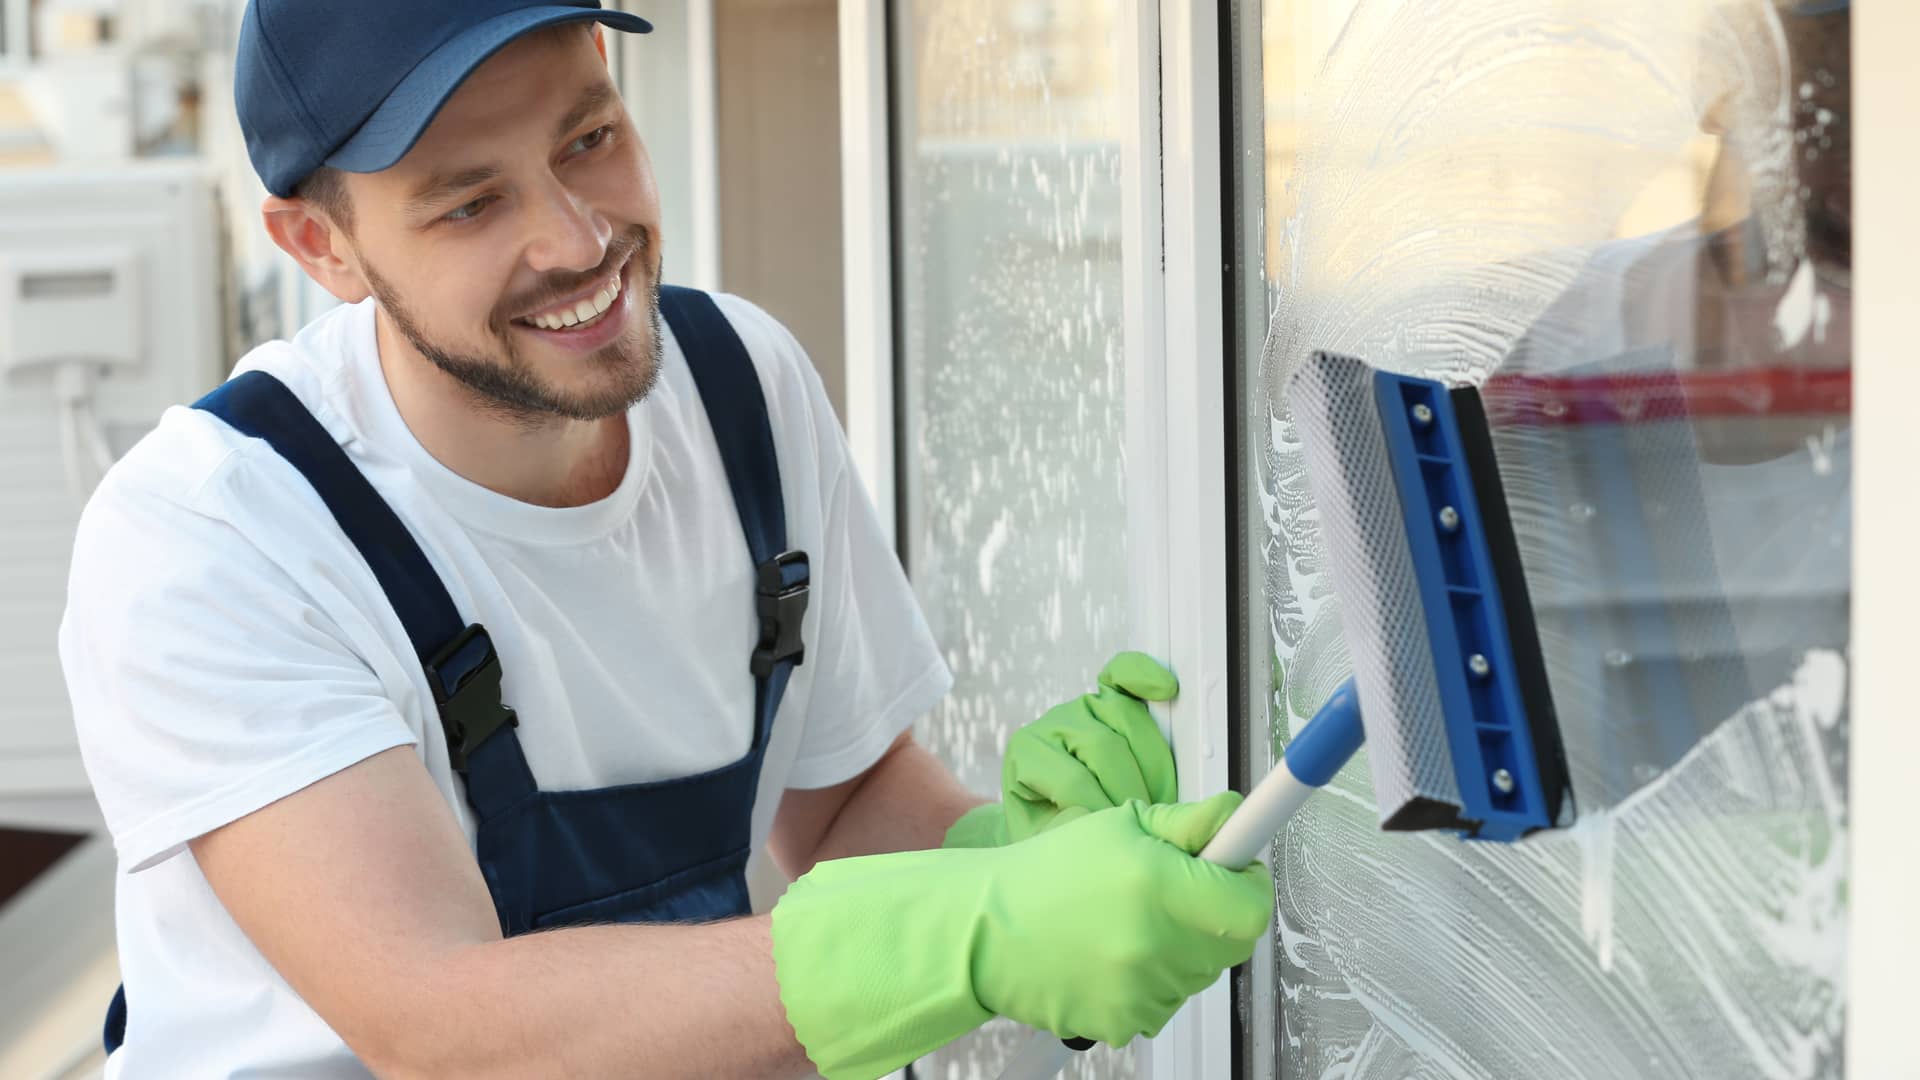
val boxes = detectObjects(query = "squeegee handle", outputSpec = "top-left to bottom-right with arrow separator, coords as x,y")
1200,678 -> 1362,868
999,679 -> 1366,1080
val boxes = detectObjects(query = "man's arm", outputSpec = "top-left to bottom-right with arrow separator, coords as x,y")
191,746 -> 812,1079
770,652 -> 1183,876
767,730 -> 983,878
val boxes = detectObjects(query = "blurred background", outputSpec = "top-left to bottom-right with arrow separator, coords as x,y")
0,1 -> 1908,1078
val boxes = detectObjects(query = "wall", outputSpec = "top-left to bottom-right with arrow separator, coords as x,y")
715,0 -> 847,420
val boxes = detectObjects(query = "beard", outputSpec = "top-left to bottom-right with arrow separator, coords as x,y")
361,224 -> 665,426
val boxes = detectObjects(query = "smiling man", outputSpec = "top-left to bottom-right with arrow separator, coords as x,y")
57,3 -> 1272,1077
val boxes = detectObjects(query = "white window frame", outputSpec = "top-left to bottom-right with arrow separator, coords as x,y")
837,0 -> 896,544
1128,1 -> 1236,1075
1849,3 -> 1920,1076
613,0 -> 721,293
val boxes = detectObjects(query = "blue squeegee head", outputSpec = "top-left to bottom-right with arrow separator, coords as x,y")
1287,352 -> 1572,842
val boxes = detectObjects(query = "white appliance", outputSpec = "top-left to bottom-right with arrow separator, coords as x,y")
0,160 -> 223,832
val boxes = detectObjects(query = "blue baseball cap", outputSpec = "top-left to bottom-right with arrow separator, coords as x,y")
236,0 -> 652,198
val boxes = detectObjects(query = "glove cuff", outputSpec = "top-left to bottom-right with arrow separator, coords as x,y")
772,850 -> 995,1079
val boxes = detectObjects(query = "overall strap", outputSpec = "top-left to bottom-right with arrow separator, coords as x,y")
659,287 -> 809,739
194,372 -> 525,782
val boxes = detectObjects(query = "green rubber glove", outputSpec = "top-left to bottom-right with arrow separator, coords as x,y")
772,792 -> 1272,1080
1002,652 -> 1180,843
940,802 -> 1009,848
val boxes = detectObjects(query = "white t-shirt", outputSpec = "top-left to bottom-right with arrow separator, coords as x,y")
59,294 -> 951,1077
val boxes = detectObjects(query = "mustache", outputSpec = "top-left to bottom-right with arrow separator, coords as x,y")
497,224 -> 650,324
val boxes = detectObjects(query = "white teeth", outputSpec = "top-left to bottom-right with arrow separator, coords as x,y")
523,266 -> 625,331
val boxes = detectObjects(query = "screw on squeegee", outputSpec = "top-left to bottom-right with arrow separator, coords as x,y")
1437,506 -> 1461,532
1491,768 -> 1515,795
1410,402 -> 1435,427
1467,653 -> 1491,679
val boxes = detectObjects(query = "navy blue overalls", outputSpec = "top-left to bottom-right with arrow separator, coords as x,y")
104,286 -> 810,1052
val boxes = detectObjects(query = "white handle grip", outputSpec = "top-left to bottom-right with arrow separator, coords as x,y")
1197,759 -> 1316,869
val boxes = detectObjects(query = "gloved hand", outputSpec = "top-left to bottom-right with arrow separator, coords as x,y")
942,652 -> 1179,850
773,792 -> 1272,1080
950,652 -> 1178,849
940,645 -> 1175,849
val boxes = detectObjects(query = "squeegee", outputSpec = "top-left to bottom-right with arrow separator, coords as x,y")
997,350 -> 1576,1079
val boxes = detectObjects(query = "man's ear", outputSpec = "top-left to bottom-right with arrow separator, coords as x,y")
593,24 -> 607,64
261,196 -> 371,304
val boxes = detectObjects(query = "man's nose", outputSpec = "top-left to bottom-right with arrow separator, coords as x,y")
522,177 -> 612,275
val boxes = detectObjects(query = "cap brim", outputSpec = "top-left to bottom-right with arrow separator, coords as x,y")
326,6 -> 652,176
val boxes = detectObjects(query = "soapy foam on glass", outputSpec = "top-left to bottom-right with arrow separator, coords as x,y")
1257,0 -> 1848,1076
901,2 -> 1136,1077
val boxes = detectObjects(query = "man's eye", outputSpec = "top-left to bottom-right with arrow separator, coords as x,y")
444,196 -> 494,223
569,125 -> 615,155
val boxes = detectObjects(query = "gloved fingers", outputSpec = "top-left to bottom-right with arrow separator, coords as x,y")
1227,863 -> 1277,941
1149,855 -> 1275,957
1096,651 -> 1179,702
1008,719 -> 1151,809
1055,714 -> 1155,806
1005,734 -> 1122,821
1085,688 -> 1178,804
1132,790 -> 1244,855
1046,803 -> 1094,831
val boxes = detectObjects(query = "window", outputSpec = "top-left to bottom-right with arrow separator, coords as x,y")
890,1 -> 1137,1075
1236,2 -> 1852,1077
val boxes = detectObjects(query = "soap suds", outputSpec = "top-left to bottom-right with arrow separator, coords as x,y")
1258,1 -> 1847,1077
1570,810 -> 1617,973
1269,664 -> 1848,1078
901,4 -> 1137,1078
1773,260 -> 1816,349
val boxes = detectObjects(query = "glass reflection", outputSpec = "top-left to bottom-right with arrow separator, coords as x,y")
1252,1 -> 1850,1076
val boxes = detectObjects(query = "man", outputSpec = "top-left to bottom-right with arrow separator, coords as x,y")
59,3 -> 1271,1077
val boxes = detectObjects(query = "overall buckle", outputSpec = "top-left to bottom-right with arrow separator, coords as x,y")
426,623 -> 519,773
753,551 -> 810,678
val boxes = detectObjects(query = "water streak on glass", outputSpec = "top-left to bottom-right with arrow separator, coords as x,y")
895,2 -> 1133,1076
1250,1 -> 1851,1076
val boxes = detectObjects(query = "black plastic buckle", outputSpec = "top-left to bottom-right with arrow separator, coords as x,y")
753,551 -> 810,679
426,623 -> 519,774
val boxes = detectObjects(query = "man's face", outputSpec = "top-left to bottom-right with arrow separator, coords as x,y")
337,25 -> 665,423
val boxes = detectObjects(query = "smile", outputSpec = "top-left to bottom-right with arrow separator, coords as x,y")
515,260 -> 627,332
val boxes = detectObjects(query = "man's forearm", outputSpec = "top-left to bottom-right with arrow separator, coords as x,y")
805,737 -> 986,869
362,914 -> 810,1079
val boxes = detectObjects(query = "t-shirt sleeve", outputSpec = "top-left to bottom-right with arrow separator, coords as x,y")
60,465 -> 417,872
749,318 -> 952,790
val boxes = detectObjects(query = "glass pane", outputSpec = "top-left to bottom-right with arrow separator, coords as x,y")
1245,2 -> 1851,1077
892,2 -> 1134,1076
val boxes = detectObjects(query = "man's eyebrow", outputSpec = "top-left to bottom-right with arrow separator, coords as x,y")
402,84 -> 618,217
405,165 -> 501,215
554,82 -> 619,142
